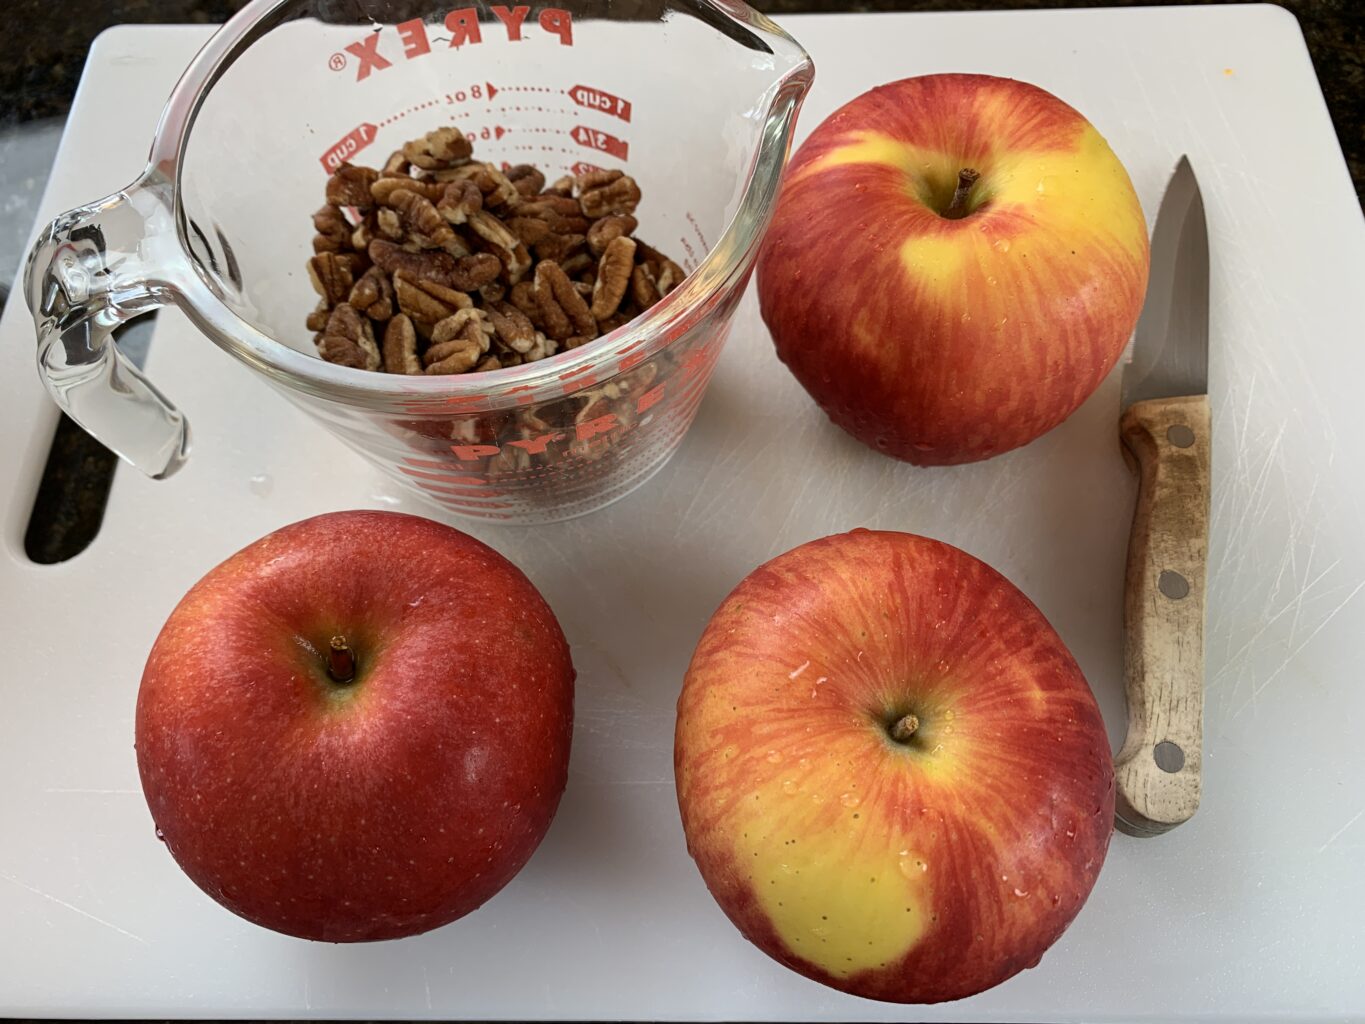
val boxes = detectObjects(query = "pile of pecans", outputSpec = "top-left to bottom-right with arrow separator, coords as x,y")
306,127 -> 685,375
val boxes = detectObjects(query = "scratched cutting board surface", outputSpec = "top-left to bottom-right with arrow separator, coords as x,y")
2,6 -> 1363,1020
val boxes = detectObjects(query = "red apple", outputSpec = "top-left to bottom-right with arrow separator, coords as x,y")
136,510 -> 574,941
757,74 -> 1150,465
675,530 -> 1113,1003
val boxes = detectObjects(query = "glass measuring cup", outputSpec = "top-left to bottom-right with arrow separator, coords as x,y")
26,0 -> 812,523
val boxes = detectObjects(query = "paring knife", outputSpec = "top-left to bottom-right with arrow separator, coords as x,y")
1115,156 -> 1211,838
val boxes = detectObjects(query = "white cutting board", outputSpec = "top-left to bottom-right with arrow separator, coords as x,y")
2,6 -> 1363,1020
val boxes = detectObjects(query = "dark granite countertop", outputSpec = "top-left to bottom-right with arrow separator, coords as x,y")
4,1 -> 1362,192
0,0 -> 1360,563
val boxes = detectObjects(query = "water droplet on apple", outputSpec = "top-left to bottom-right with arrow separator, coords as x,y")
899,856 -> 928,878
1014,887 -> 1030,898
993,238 -> 1011,253
944,710 -> 955,720
798,758 -> 810,769
766,750 -> 782,764
1035,180 -> 1046,194
782,779 -> 798,794
986,276 -> 998,286
154,827 -> 166,842
960,312 -> 972,323
840,792 -> 861,808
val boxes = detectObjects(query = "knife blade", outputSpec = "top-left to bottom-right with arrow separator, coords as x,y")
1114,156 -> 1211,838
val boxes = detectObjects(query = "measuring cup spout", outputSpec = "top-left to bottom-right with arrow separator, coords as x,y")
25,174 -> 190,479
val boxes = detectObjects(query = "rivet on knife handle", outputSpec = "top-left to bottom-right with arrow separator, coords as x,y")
1115,393 -> 1210,836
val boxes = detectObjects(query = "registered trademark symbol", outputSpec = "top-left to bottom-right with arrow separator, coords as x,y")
328,52 -> 346,72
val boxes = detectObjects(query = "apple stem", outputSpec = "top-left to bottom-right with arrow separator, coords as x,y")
944,169 -> 980,220
328,636 -> 356,683
891,714 -> 920,743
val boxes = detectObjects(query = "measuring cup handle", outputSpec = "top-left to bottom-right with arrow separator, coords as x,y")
25,174 -> 189,479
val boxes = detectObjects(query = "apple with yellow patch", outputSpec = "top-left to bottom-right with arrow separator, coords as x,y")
675,530 -> 1114,1003
757,74 -> 1149,465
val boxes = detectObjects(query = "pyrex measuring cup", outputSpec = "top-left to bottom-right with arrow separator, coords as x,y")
26,0 -> 812,523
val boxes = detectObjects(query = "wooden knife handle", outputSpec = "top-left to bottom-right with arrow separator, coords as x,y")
1115,394 -> 1211,836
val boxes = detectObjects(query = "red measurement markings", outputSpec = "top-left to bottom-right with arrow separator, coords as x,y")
464,125 -> 508,142
570,160 -> 603,176
320,122 -> 379,172
570,124 -> 628,160
567,84 -> 631,122
445,82 -> 497,103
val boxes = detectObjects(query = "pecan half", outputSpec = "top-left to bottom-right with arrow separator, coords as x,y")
534,260 -> 597,342
371,176 -> 446,206
313,204 -> 352,252
631,263 -> 661,308
591,236 -> 636,321
523,331 -> 556,362
425,308 -> 493,374
390,188 -> 457,250
636,241 -> 685,295
506,215 -> 553,247
434,163 -> 518,209
394,272 -> 472,323
433,308 -> 493,348
587,214 -> 638,258
308,251 -> 355,305
520,195 -> 589,234
382,314 -> 421,374
476,164 -> 520,210
369,239 -> 499,291
403,127 -> 473,170
468,210 -> 531,283
487,300 -> 538,354
545,175 -> 574,197
474,353 -> 503,372
382,150 -> 411,176
534,232 -> 586,264
507,164 -> 546,198
559,251 -> 593,279
509,280 -> 543,327
424,337 -> 482,374
578,170 -> 641,218
318,303 -> 380,370
326,164 -> 379,211
349,265 -> 395,321
305,299 -> 330,332
436,180 -> 482,225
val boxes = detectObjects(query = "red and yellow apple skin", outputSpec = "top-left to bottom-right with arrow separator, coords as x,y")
675,530 -> 1113,1003
757,74 -> 1150,465
136,510 -> 574,942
